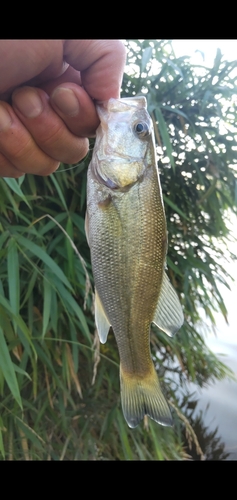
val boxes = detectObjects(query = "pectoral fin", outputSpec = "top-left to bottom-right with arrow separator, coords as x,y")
152,272 -> 184,337
95,289 -> 111,344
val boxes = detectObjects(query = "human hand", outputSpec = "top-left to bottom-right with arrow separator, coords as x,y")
0,40 -> 126,177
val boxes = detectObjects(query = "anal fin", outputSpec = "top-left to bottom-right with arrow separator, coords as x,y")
152,271 -> 184,337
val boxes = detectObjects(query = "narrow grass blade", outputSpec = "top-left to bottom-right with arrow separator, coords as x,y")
0,434 -> 5,459
154,107 -> 175,169
116,411 -> 133,460
42,275 -> 52,337
0,327 -> 22,409
50,174 -> 68,212
7,239 -> 20,331
17,235 -> 73,291
4,177 -> 31,209
163,194 -> 190,221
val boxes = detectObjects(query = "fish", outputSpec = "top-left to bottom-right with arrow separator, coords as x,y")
85,96 -> 184,428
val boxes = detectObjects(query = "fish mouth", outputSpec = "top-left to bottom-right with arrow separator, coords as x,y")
93,160 -> 146,190
95,168 -> 142,190
97,153 -> 144,163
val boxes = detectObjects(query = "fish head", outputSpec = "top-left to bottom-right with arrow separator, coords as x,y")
91,96 -> 155,189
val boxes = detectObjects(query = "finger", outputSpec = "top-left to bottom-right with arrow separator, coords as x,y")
34,67 -> 99,136
39,66 -> 82,94
0,40 -> 126,103
12,86 -> 89,164
0,101 -> 60,175
41,67 -> 99,136
50,83 -> 99,137
0,152 -> 24,178
63,40 -> 127,100
0,40 -> 66,99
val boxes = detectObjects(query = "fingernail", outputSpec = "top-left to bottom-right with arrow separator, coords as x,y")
51,87 -> 80,117
0,106 -> 12,131
12,87 -> 43,118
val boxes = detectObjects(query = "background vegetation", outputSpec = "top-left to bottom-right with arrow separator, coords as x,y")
0,39 -> 236,460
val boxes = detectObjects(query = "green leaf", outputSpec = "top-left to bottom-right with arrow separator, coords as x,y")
66,216 -> 74,279
18,174 -> 25,187
12,363 -> 32,381
0,294 -> 35,358
213,47 -> 222,72
3,177 -> 31,209
160,104 -> 189,121
163,194 -> 190,220
50,288 -> 58,334
71,212 -> 87,236
39,212 -> 68,236
0,419 -> 5,459
7,238 -> 20,322
55,280 -> 91,344
21,269 -> 38,308
16,417 -> 45,450
149,421 -> 164,460
200,90 -> 213,115
141,46 -> 153,73
235,179 -> 237,206
154,107 -> 175,169
116,410 -> 133,460
163,57 -> 183,78
166,256 -> 183,277
0,327 -> 22,409
50,174 -> 68,212
42,275 -> 52,337
17,235 -> 73,292
0,231 -> 9,250
0,178 -> 19,213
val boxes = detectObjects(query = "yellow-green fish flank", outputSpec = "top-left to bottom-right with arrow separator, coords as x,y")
86,97 -> 183,428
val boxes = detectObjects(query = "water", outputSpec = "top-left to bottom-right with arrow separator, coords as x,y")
193,308 -> 237,459
172,40 -> 237,459
192,241 -> 237,460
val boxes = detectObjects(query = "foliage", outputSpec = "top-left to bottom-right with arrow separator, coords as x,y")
0,40 -> 236,460
181,396 -> 230,460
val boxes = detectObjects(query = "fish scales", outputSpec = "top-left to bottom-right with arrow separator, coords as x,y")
86,96 -> 184,428
88,167 -> 165,372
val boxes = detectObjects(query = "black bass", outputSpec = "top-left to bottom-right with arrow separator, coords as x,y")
86,96 -> 183,428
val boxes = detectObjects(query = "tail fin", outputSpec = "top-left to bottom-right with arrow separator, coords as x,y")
120,364 -> 172,428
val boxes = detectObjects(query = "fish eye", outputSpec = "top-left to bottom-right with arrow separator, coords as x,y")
133,121 -> 151,139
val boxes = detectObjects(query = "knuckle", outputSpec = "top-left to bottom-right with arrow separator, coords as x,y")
64,138 -> 89,164
37,122 -> 67,151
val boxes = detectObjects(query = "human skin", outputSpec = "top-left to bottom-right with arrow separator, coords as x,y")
0,40 -> 126,177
